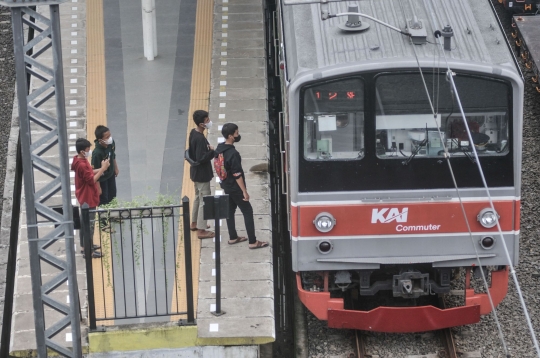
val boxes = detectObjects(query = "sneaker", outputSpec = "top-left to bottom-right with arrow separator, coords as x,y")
92,251 -> 103,259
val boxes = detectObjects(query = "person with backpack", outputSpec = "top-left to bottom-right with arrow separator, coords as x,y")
214,123 -> 269,249
189,110 -> 215,239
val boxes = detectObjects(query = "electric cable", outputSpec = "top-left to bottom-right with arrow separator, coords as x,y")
433,33 -> 540,356
408,31 -> 513,358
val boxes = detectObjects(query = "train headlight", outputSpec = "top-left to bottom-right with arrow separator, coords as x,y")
477,208 -> 499,228
313,212 -> 336,233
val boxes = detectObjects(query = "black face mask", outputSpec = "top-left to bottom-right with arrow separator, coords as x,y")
234,135 -> 241,143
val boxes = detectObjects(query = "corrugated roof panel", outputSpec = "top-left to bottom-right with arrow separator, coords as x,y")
283,0 -> 514,78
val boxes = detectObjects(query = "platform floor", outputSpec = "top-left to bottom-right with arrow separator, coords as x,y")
194,0 -> 274,345
10,0 -> 273,353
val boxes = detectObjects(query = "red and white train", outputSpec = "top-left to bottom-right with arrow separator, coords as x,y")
274,0 -> 523,332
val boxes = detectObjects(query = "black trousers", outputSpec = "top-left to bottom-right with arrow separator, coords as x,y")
226,192 -> 256,244
99,175 -> 117,206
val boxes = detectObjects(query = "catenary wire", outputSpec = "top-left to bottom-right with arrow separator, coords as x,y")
432,33 -> 540,356
408,38 -> 510,357
398,0 -> 514,353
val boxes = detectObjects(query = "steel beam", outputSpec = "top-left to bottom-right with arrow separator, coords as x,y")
5,1 -> 82,356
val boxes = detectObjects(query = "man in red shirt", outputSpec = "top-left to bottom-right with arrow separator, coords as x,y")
72,138 -> 110,258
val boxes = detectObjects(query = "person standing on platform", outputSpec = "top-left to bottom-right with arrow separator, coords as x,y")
72,138 -> 110,258
92,125 -> 119,233
189,110 -> 216,239
215,123 -> 269,249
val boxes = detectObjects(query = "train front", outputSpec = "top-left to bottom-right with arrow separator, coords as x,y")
287,67 -> 523,332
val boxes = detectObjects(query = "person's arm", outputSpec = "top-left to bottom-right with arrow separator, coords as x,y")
96,159 -> 110,182
91,150 -> 102,170
235,176 -> 249,201
114,158 -> 119,177
80,159 -> 109,185
230,152 -> 248,200
194,136 -> 214,164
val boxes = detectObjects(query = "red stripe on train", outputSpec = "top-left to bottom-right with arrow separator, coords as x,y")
294,201 -> 517,236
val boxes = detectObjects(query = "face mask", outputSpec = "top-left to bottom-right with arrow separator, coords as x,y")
104,137 -> 113,145
84,149 -> 92,158
234,135 -> 241,143
204,121 -> 213,130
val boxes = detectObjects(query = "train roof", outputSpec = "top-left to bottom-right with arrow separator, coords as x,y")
282,0 -> 517,79
513,15 -> 540,77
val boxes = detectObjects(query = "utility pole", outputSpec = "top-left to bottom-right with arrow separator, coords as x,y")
0,0 -> 82,356
141,0 -> 157,60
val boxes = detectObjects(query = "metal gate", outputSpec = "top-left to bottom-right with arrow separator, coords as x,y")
81,197 -> 196,329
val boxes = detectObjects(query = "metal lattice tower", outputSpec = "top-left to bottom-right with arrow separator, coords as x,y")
1,0 -> 82,356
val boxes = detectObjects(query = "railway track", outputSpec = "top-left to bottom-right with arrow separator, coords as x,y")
351,327 -> 458,358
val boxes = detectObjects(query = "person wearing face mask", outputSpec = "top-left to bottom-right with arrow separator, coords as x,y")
188,110 -> 216,239
215,123 -> 268,249
72,138 -> 110,258
92,125 -> 119,211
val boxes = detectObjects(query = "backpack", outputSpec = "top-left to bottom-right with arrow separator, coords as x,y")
214,153 -> 227,181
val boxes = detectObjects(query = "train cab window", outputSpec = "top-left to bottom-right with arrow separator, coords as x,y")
302,78 -> 365,160
374,73 -> 510,160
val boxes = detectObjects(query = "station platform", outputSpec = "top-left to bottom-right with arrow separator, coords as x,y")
7,0 -> 274,355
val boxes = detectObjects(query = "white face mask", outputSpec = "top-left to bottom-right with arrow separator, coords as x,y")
204,121 -> 213,130
84,149 -> 92,158
104,137 -> 113,145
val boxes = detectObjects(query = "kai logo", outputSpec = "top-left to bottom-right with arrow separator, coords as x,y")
371,208 -> 409,223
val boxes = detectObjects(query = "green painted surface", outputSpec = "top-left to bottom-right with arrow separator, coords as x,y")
89,326 -> 198,353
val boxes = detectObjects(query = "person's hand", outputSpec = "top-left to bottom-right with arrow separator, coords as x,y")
101,158 -> 110,169
242,190 -> 250,201
114,166 -> 119,177
208,145 -> 214,150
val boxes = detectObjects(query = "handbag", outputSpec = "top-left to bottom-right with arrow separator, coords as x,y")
184,148 -> 199,166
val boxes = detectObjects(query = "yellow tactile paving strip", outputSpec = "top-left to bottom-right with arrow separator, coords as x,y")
87,0 -> 114,325
171,0 -> 214,321
87,0 -> 106,135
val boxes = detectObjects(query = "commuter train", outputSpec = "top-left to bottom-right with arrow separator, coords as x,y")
272,0 -> 524,332
498,0 -> 540,13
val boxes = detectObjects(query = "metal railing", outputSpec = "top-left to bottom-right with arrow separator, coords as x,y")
81,197 -> 195,329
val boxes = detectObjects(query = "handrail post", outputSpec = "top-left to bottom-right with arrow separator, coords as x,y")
213,196 -> 223,315
81,203 -> 97,330
182,196 -> 195,324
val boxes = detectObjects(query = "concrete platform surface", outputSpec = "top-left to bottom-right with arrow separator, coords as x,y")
196,0 -> 274,345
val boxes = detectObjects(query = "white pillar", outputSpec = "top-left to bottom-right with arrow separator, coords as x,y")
142,0 -> 157,61
151,0 -> 157,56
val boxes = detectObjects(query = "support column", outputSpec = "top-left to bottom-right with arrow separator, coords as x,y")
142,0 -> 157,60
2,1 -> 82,356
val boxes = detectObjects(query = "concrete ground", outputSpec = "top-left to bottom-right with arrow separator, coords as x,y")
103,0 -> 197,201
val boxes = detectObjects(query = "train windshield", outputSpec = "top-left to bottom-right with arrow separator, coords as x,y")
302,78 -> 365,160
375,73 -> 510,159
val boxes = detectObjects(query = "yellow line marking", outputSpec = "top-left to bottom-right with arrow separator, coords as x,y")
87,0 -> 106,132
171,0 -> 214,320
87,0 -> 114,325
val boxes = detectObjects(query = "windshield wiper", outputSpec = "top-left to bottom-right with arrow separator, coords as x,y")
460,146 -> 476,164
402,125 -> 428,166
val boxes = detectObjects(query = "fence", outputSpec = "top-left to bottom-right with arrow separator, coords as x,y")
80,197 -> 195,329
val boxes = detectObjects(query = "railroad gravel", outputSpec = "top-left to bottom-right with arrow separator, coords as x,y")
306,2 -> 540,357
452,2 -> 540,357
0,7 -> 15,221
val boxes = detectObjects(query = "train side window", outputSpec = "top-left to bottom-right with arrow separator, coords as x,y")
375,73 -> 510,159
302,78 -> 365,160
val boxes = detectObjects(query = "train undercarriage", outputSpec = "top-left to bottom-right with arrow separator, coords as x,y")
297,265 -> 509,332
